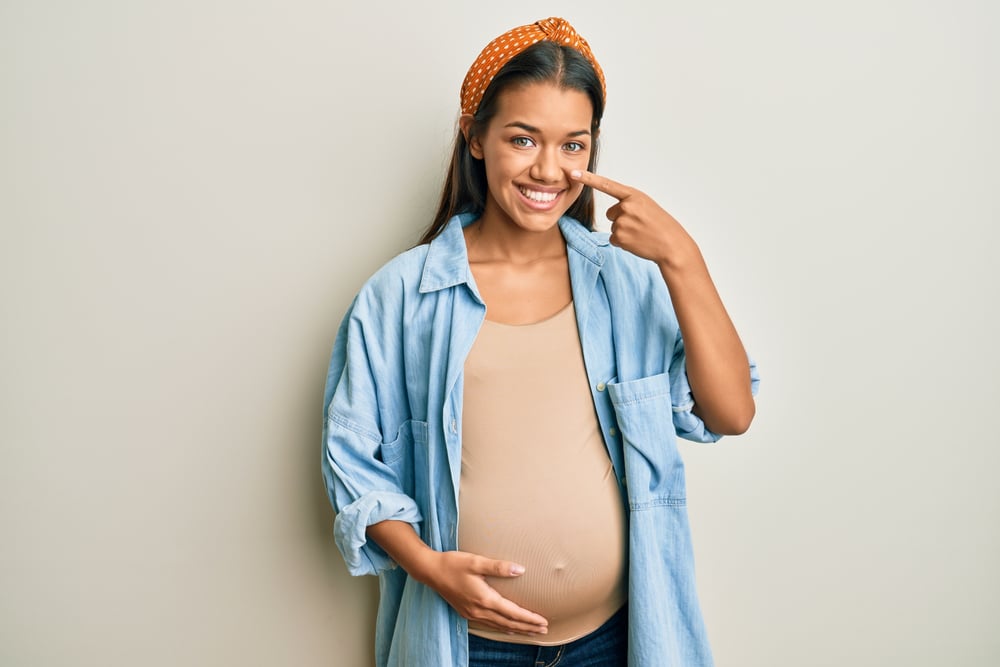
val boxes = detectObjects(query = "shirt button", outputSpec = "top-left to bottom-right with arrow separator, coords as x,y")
609,427 -> 618,437
596,382 -> 606,392
450,419 -> 458,434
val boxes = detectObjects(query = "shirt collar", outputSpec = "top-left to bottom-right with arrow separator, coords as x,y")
418,213 -> 608,294
559,214 -> 609,267
419,213 -> 477,293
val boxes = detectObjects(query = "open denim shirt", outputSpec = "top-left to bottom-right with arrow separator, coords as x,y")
322,214 -> 760,666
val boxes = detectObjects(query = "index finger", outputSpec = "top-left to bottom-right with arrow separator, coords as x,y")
570,169 -> 633,200
491,594 -> 549,629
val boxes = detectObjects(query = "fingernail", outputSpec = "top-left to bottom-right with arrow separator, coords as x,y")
510,564 -> 525,575
570,170 -> 582,179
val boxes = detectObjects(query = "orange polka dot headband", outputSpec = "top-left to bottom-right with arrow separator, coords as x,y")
460,17 -> 606,116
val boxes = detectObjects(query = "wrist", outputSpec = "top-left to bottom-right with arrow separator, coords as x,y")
656,237 -> 703,275
401,544 -> 440,585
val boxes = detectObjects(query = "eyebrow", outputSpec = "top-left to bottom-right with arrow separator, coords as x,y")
503,121 -> 591,137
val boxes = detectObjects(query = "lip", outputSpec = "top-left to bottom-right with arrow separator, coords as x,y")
516,183 -> 566,211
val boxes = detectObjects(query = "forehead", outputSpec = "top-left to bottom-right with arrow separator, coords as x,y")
491,82 -> 594,130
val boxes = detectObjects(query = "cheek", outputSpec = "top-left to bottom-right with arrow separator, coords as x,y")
484,150 -> 524,179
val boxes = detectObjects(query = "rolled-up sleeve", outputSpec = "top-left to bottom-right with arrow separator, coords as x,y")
334,494 -> 421,576
325,417 -> 422,576
668,333 -> 761,443
321,298 -> 422,577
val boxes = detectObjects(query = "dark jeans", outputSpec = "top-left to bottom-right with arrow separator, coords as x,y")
468,606 -> 627,667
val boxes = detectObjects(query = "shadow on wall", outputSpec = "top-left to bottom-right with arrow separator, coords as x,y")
306,334 -> 380,666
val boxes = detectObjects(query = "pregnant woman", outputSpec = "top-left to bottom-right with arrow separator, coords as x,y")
322,17 -> 759,667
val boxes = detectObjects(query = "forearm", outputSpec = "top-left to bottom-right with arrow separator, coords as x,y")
366,520 -> 438,584
657,240 -> 755,435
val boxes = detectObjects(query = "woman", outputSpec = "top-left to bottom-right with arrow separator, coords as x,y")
322,17 -> 759,667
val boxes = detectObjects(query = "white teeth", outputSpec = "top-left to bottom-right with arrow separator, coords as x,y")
519,187 -> 558,203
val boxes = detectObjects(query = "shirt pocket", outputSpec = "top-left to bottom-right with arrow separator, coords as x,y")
379,419 -> 427,497
607,373 -> 686,508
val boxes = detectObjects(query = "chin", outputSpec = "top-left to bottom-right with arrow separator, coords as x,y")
506,198 -> 577,232
507,210 -> 567,233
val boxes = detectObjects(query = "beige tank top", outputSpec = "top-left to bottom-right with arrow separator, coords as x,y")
459,302 -> 627,646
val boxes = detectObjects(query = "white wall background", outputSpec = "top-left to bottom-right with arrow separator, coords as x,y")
2,1 -> 997,665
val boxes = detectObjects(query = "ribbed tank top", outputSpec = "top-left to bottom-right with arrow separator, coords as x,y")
459,301 -> 627,646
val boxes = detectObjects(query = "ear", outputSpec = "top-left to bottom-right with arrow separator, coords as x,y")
459,114 -> 484,159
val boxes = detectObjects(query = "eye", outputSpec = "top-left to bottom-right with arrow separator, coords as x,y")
564,141 -> 586,153
512,136 -> 536,148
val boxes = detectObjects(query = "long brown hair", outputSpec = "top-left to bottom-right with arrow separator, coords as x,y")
418,41 -> 605,245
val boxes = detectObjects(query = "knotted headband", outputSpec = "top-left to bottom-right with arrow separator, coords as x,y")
460,17 -> 606,116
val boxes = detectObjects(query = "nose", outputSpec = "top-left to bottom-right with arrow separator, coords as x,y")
529,146 -> 563,184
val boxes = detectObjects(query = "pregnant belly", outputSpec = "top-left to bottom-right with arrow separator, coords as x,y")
457,472 -> 627,644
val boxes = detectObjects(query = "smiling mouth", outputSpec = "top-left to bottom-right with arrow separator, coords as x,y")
517,186 -> 562,203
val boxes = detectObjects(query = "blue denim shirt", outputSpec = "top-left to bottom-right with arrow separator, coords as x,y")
322,214 -> 759,666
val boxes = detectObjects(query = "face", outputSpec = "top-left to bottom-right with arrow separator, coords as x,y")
465,82 -> 594,234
